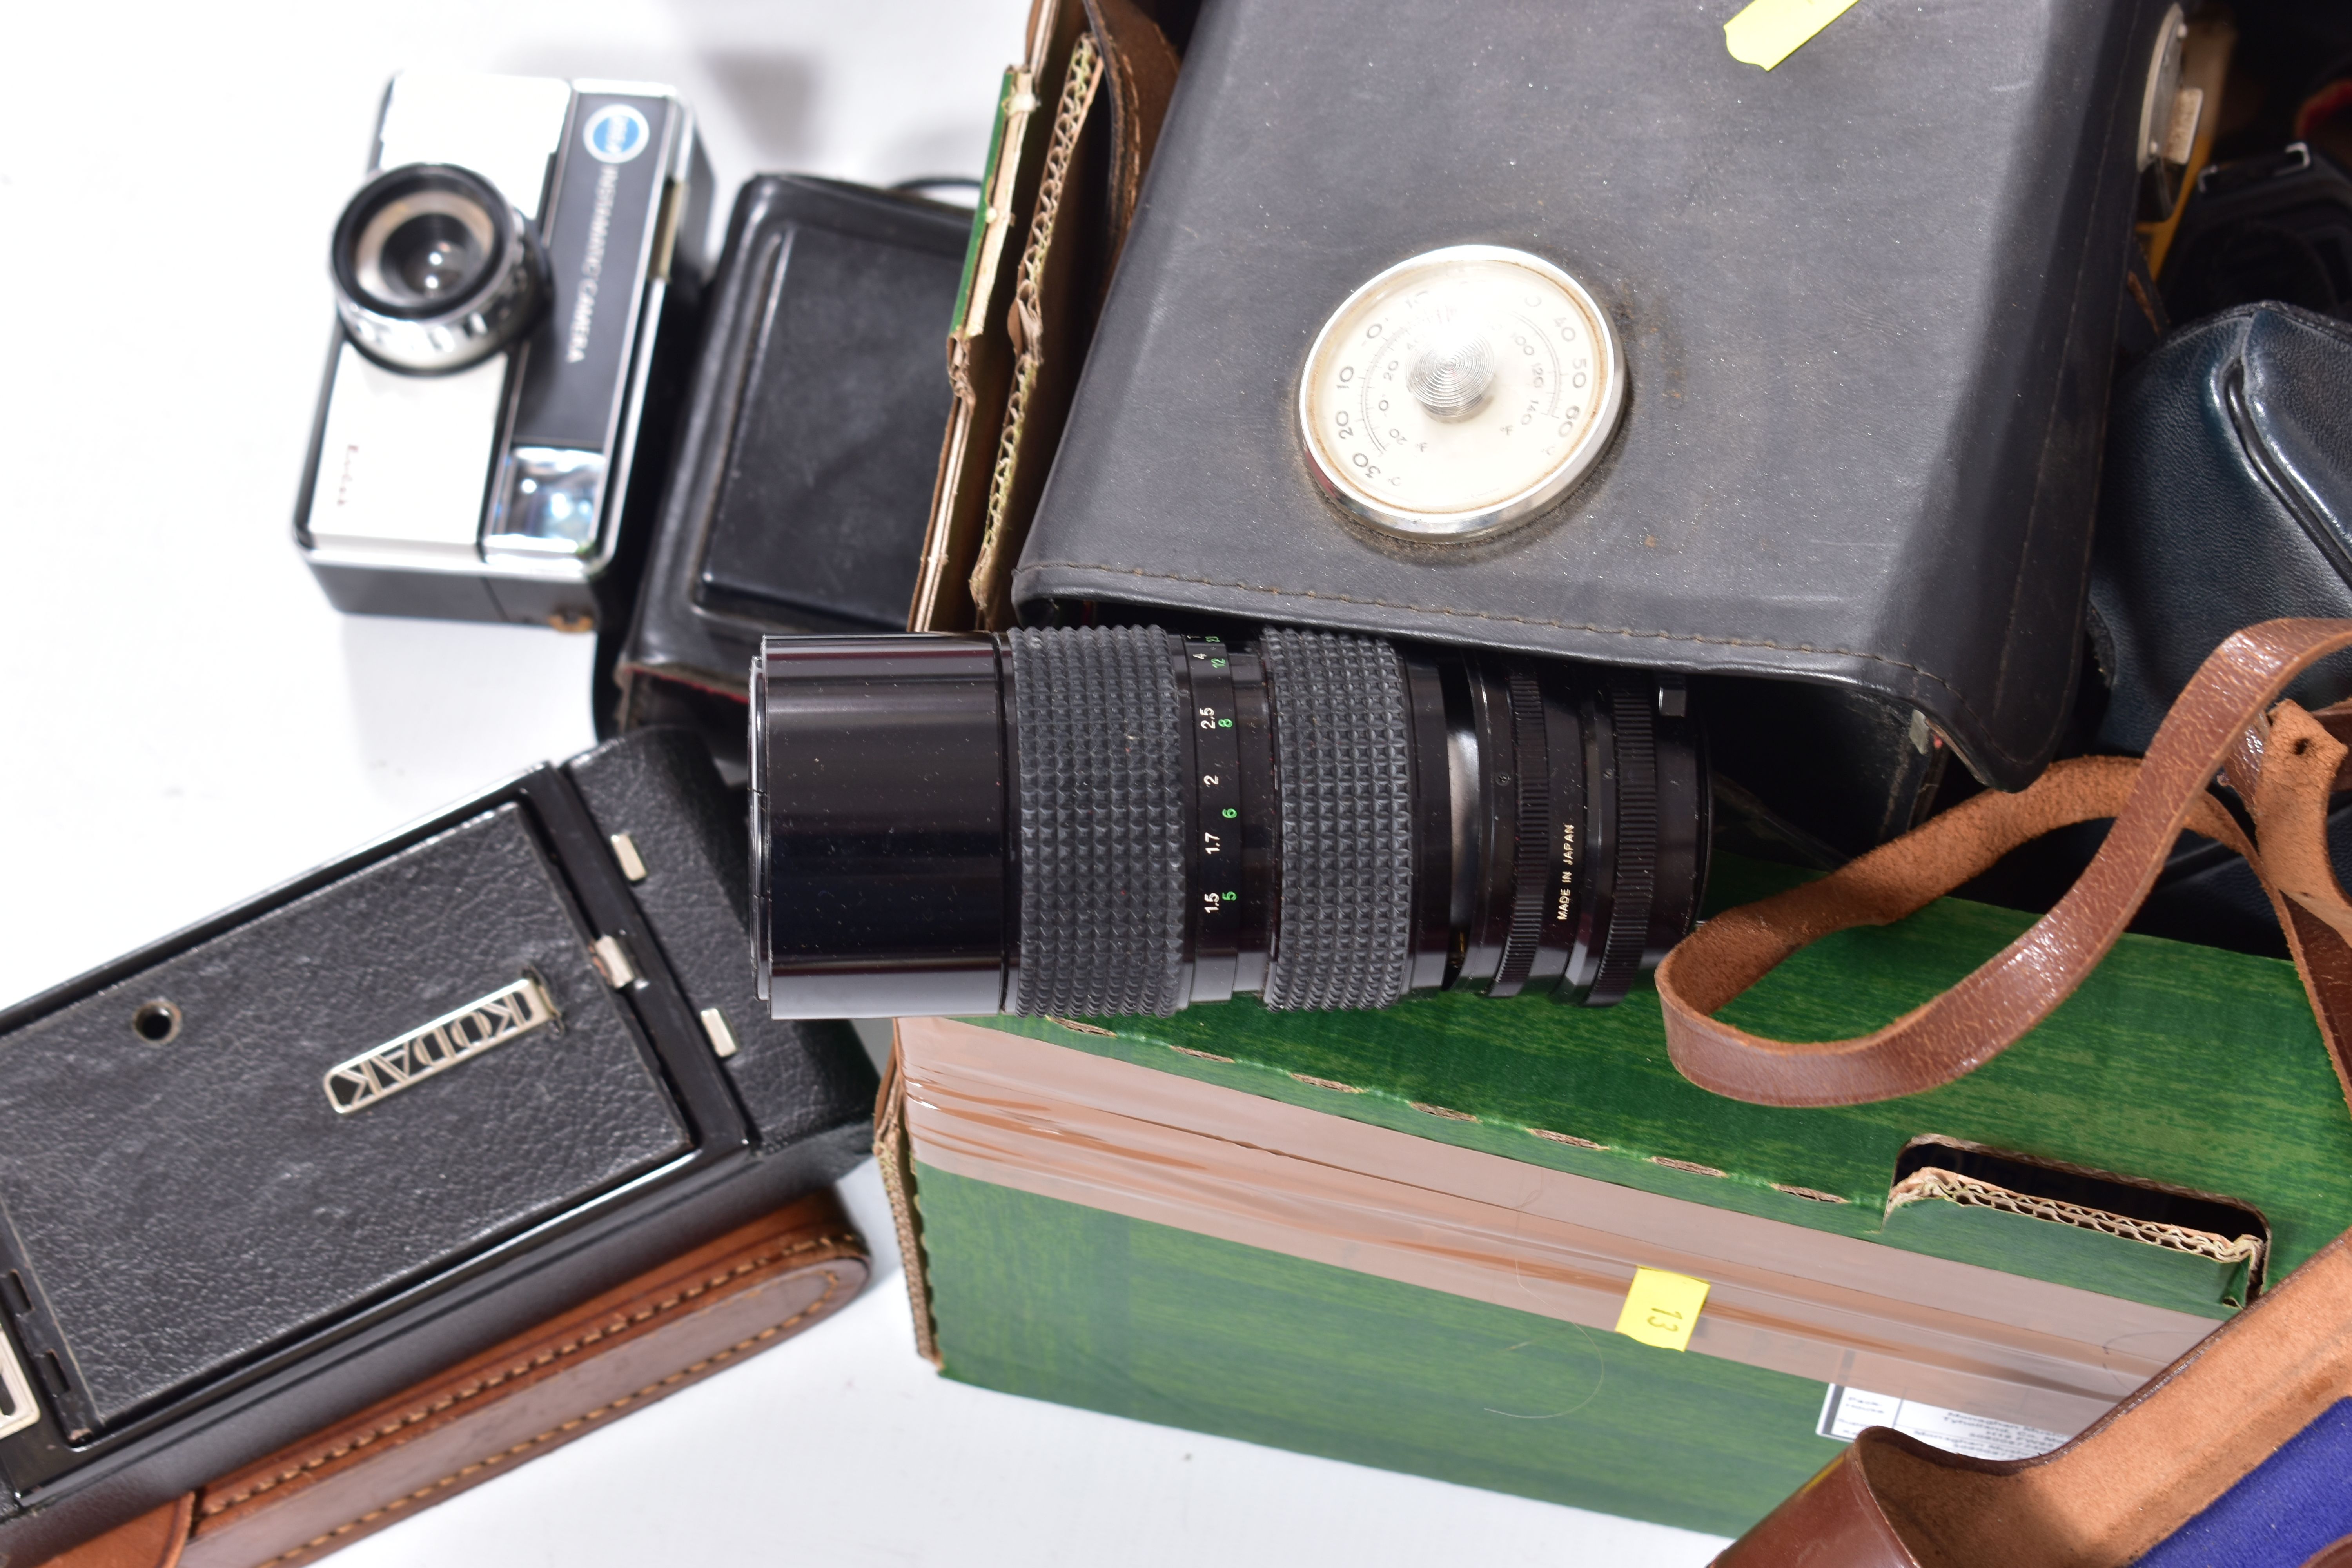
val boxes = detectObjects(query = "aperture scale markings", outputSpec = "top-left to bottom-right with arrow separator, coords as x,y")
1188,639 -> 1245,952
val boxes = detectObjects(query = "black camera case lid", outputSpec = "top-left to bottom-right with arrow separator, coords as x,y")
2091,301 -> 2352,754
612,175 -> 969,775
1015,0 -> 2167,791
0,729 -> 872,1556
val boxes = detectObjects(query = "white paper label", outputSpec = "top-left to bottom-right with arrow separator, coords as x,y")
1817,1385 -> 2067,1462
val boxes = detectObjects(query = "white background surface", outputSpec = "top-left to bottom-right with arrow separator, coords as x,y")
0,3 -> 1730,1561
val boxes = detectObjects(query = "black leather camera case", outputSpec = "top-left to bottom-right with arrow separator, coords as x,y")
1017,0 -> 2167,793
0,729 -> 873,1561
611,175 -> 969,777
2091,300 -> 2352,753
2040,299 -> 2352,958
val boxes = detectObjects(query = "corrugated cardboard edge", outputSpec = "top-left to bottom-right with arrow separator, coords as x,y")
909,0 -> 1088,633
877,1027 -> 943,1366
966,33 -> 1107,625
1886,1167 -> 2265,1268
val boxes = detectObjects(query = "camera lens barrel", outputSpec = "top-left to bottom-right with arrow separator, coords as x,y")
749,637 -> 1010,1018
330,163 -> 547,373
752,626 -> 1706,1019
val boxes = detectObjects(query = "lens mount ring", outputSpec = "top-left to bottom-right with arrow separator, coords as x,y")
1489,668 -> 1551,997
330,163 -> 546,373
1586,679 -> 1659,1007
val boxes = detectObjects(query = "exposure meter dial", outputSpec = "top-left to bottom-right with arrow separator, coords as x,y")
1298,245 -> 1626,540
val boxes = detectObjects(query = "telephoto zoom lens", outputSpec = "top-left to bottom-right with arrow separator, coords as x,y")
750,626 -> 1707,1019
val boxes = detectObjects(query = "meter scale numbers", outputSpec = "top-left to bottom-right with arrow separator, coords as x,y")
1325,298 -> 1591,512
1336,305 -> 1579,489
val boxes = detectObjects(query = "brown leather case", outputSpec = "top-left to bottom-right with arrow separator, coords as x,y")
1715,1228 -> 2352,1568
38,1190 -> 867,1568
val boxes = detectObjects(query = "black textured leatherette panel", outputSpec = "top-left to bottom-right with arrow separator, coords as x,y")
2091,304 -> 2352,754
0,805 -> 690,1428
1015,0 -> 2156,789
564,730 -> 878,1156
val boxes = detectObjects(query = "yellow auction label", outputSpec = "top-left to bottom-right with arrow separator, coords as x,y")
1614,1267 -> 1712,1352
1723,0 -> 1864,70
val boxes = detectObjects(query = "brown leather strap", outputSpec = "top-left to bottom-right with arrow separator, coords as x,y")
1658,619 -> 2352,1107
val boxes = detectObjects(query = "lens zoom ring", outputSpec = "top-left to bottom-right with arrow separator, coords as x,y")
1009,627 -> 1187,1017
1261,628 -> 1415,1011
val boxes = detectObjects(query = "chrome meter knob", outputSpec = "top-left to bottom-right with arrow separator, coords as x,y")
1298,245 -> 1626,540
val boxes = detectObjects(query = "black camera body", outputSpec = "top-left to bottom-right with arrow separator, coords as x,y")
0,731 -> 873,1560
295,74 -> 713,632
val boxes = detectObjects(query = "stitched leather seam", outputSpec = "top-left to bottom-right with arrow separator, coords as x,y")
1016,560 -> 2004,744
245,1271 -> 851,1566
201,1234 -> 858,1515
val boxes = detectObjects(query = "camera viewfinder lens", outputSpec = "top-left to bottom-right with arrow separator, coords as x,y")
330,163 -> 545,372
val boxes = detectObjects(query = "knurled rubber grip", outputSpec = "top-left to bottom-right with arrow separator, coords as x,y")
1260,628 -> 1416,1010
1007,627 -> 1188,1017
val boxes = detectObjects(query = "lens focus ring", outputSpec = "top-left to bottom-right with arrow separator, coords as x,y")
1008,627 -> 1189,1017
1260,628 -> 1416,1011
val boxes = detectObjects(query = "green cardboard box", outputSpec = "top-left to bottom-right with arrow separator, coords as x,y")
881,866 -> 2352,1536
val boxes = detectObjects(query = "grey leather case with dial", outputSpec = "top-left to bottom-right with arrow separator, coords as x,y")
0,728 -> 873,1562
1016,0 -> 2165,791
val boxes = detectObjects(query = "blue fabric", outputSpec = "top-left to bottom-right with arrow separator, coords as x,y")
2139,1398 -> 2352,1568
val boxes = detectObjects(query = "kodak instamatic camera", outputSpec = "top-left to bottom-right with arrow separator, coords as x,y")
296,74 -> 711,629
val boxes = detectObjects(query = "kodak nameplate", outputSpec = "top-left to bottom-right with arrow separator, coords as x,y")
323,976 -> 560,1114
